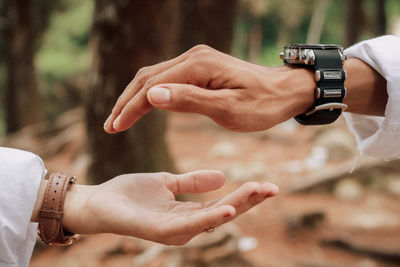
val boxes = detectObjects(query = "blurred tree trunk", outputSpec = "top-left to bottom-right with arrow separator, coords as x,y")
179,0 -> 238,54
345,0 -> 364,47
306,0 -> 330,44
243,0 -> 268,62
376,0 -> 386,35
275,0 -> 307,46
3,0 -> 41,134
86,0 -> 178,184
248,17 -> 262,63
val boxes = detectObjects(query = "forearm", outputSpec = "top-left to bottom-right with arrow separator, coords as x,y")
343,58 -> 388,116
282,57 -> 388,118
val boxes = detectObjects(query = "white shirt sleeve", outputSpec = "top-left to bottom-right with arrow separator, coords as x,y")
0,147 -> 46,267
343,35 -> 400,160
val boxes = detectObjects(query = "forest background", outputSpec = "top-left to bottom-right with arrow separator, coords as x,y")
1,0 -> 400,266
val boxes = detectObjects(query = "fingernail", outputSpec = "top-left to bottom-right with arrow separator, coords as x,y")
148,86 -> 170,104
223,212 -> 233,218
113,115 -> 120,130
104,114 -> 112,127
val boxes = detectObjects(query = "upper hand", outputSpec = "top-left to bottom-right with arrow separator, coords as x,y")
103,45 -> 315,133
63,170 -> 278,245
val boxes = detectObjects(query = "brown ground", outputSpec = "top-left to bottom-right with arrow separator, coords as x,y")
28,111 -> 400,267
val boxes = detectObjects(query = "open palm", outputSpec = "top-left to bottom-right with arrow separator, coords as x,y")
83,170 -> 278,245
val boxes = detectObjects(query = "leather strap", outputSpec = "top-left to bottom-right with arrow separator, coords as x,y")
38,173 -> 79,245
295,49 -> 347,125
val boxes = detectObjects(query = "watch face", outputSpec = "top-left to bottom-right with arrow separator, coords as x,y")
284,44 -> 343,50
281,43 -> 345,65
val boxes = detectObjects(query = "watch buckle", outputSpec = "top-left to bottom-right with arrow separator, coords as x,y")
305,103 -> 348,116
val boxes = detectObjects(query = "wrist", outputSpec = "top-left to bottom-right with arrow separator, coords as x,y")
343,58 -> 387,116
36,173 -> 83,245
276,65 -> 316,117
63,184 -> 97,234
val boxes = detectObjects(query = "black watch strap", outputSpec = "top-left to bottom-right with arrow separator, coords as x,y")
295,49 -> 347,125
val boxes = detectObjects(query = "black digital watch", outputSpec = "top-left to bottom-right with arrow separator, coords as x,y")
280,44 -> 348,125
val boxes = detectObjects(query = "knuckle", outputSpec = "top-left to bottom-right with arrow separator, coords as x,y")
174,88 -> 194,110
183,48 -> 216,79
181,88 -> 193,105
143,76 -> 157,89
189,44 -> 213,54
135,67 -> 151,85
136,66 -> 149,78
192,49 -> 214,61
188,45 -> 215,64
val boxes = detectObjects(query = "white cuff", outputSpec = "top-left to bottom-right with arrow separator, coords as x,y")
343,35 -> 400,160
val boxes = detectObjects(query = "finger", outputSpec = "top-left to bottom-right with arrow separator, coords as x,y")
209,182 -> 279,215
148,83 -> 237,117
147,84 -> 251,132
168,205 -> 236,239
110,60 -> 198,132
165,170 -> 226,195
109,47 -> 228,132
104,46 -> 209,133
111,88 -> 154,132
104,65 -> 183,134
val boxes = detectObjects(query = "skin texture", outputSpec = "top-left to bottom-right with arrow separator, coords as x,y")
104,45 -> 387,134
32,170 -> 279,245
30,45 -> 388,246
342,57 -> 387,115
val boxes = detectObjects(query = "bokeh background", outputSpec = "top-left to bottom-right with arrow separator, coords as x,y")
1,0 -> 400,266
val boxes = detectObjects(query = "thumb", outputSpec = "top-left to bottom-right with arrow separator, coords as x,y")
147,84 -> 234,118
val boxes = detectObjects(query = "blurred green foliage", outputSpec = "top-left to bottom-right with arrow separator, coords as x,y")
37,0 -> 93,94
235,0 -> 400,66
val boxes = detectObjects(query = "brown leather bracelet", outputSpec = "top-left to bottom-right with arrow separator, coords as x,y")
37,173 -> 80,246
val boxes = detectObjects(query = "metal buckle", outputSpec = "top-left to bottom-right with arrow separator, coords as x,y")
315,70 -> 345,81
56,234 -> 81,247
305,103 -> 348,116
